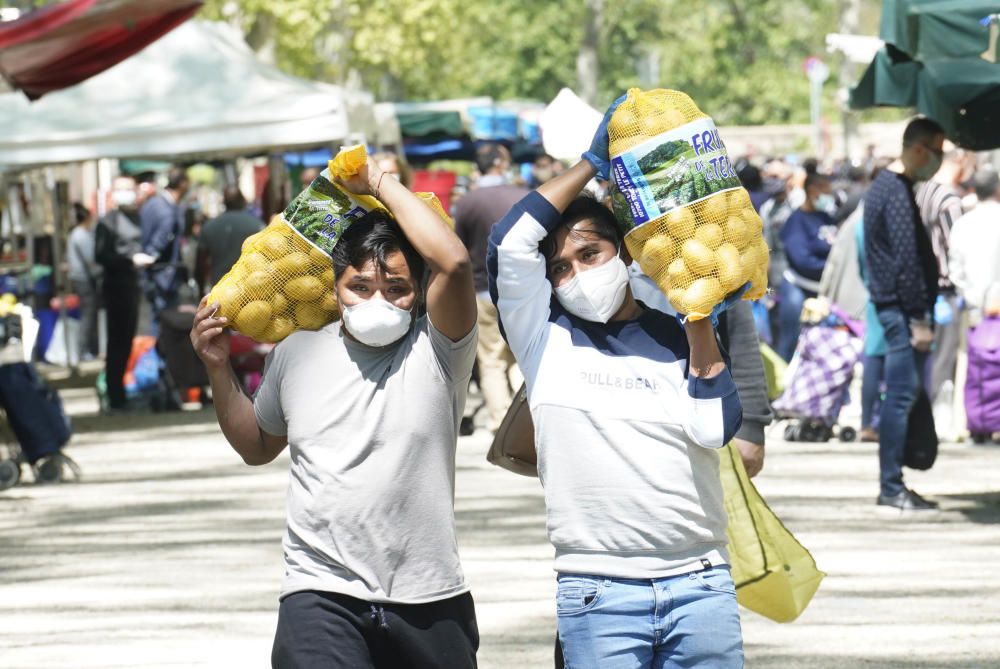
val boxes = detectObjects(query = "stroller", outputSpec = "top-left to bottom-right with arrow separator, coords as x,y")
0,314 -> 79,490
772,300 -> 863,442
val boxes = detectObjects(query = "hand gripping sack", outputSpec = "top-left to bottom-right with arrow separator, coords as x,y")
720,442 -> 824,622
608,88 -> 769,320
206,146 -> 450,342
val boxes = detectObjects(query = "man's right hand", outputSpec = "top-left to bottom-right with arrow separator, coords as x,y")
132,252 -> 156,268
910,322 -> 934,352
191,297 -> 231,370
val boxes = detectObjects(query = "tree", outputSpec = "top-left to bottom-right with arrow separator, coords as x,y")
200,0 -> 880,126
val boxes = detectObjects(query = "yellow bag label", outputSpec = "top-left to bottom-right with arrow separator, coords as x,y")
610,117 -> 741,233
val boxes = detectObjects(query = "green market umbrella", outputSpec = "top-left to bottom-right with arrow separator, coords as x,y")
850,0 -> 1000,149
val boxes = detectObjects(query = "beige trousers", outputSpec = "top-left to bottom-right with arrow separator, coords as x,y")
476,296 -> 522,431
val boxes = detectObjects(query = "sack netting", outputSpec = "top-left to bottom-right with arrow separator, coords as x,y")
608,88 -> 769,320
206,146 -> 450,342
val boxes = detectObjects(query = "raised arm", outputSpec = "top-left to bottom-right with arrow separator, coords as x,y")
337,159 -> 476,342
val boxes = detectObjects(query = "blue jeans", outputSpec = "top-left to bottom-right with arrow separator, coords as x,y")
556,568 -> 743,669
776,278 -> 811,362
876,307 -> 928,497
861,354 -> 885,430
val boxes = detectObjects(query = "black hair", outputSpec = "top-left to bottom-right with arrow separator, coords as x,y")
802,158 -> 819,176
736,162 -> 763,192
475,142 -> 507,175
72,202 -> 90,225
903,117 -> 945,148
166,166 -> 189,190
331,209 -> 425,291
223,185 -> 247,211
540,195 -> 620,262
804,172 -> 830,192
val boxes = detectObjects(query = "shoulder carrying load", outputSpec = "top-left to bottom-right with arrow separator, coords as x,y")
608,88 -> 769,321
206,146 -> 450,343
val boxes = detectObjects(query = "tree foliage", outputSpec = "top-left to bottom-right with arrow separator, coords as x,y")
200,0 -> 880,126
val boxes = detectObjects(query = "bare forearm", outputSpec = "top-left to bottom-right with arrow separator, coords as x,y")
376,174 -> 469,275
685,319 -> 725,378
207,365 -> 273,465
537,160 -> 596,214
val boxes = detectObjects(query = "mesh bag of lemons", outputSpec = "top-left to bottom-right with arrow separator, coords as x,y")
206,145 -> 451,342
608,88 -> 769,321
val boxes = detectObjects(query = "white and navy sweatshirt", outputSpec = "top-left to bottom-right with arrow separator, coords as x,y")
487,191 -> 742,578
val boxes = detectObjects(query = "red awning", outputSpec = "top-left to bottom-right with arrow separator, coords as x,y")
0,0 -> 202,100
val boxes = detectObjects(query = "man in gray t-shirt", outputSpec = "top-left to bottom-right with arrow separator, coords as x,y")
192,157 -> 479,668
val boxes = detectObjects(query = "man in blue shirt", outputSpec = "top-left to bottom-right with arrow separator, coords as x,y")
139,167 -> 189,329
775,172 -> 837,361
863,117 -> 943,512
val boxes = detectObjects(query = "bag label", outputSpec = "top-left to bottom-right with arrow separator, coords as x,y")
282,169 -> 380,255
610,117 -> 741,232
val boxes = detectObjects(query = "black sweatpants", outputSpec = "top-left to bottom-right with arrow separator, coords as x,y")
103,270 -> 140,408
272,590 -> 479,669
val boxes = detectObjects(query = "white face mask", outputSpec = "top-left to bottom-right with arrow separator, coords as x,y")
341,299 -> 413,347
112,189 -> 137,208
814,193 -> 837,215
554,255 -> 629,323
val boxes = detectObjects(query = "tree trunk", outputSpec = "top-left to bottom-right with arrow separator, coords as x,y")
246,11 -> 277,65
577,0 -> 602,107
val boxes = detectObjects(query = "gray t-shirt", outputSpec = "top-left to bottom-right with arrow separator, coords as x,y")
253,316 -> 477,604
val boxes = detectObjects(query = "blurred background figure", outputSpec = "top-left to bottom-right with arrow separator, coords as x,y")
776,172 -> 836,361
67,202 -> 101,362
372,150 -> 413,189
197,186 -> 264,292
453,143 -> 526,432
949,168 -> 1000,327
529,153 -> 562,188
139,166 -> 190,330
95,175 -> 152,413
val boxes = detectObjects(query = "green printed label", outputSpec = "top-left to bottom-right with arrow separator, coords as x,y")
610,117 -> 741,233
282,169 -> 379,255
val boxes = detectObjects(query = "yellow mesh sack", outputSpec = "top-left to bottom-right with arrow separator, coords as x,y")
206,146 -> 452,342
608,88 -> 769,320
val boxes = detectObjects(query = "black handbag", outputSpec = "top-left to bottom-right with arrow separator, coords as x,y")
904,389 -> 938,470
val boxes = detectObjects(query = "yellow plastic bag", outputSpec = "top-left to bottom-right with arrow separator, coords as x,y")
720,442 -> 825,622
608,88 -> 769,320
207,145 -> 452,342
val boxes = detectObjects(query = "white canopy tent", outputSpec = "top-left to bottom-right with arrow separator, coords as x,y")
539,88 -> 602,162
0,20 -> 376,170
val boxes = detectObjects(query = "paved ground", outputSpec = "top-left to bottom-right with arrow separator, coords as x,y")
1,386 -> 999,668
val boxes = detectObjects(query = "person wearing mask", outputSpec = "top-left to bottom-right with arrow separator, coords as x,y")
453,143 -> 528,432
863,116 -> 943,511
139,167 -> 189,328
488,100 -> 744,668
67,203 -> 101,362
372,151 -> 414,189
197,186 -> 264,290
191,155 -> 479,668
95,176 -> 154,412
949,168 -> 1000,325
775,172 -> 837,361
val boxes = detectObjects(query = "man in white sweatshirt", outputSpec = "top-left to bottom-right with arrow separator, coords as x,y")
487,105 -> 743,668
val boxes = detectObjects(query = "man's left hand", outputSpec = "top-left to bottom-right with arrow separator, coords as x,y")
734,438 -> 765,478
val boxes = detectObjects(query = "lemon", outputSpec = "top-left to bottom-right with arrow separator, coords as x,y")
295,302 -> 330,330
320,268 -> 335,286
662,108 -> 687,131
681,238 -> 716,276
716,243 -> 744,293
241,230 -> 265,253
694,223 -> 724,250
728,188 -> 751,211
234,300 -> 272,337
742,207 -> 763,234
285,275 -> 325,302
641,114 -> 669,138
682,277 -> 724,317
208,281 -> 244,320
262,317 -> 295,342
666,207 -> 697,239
